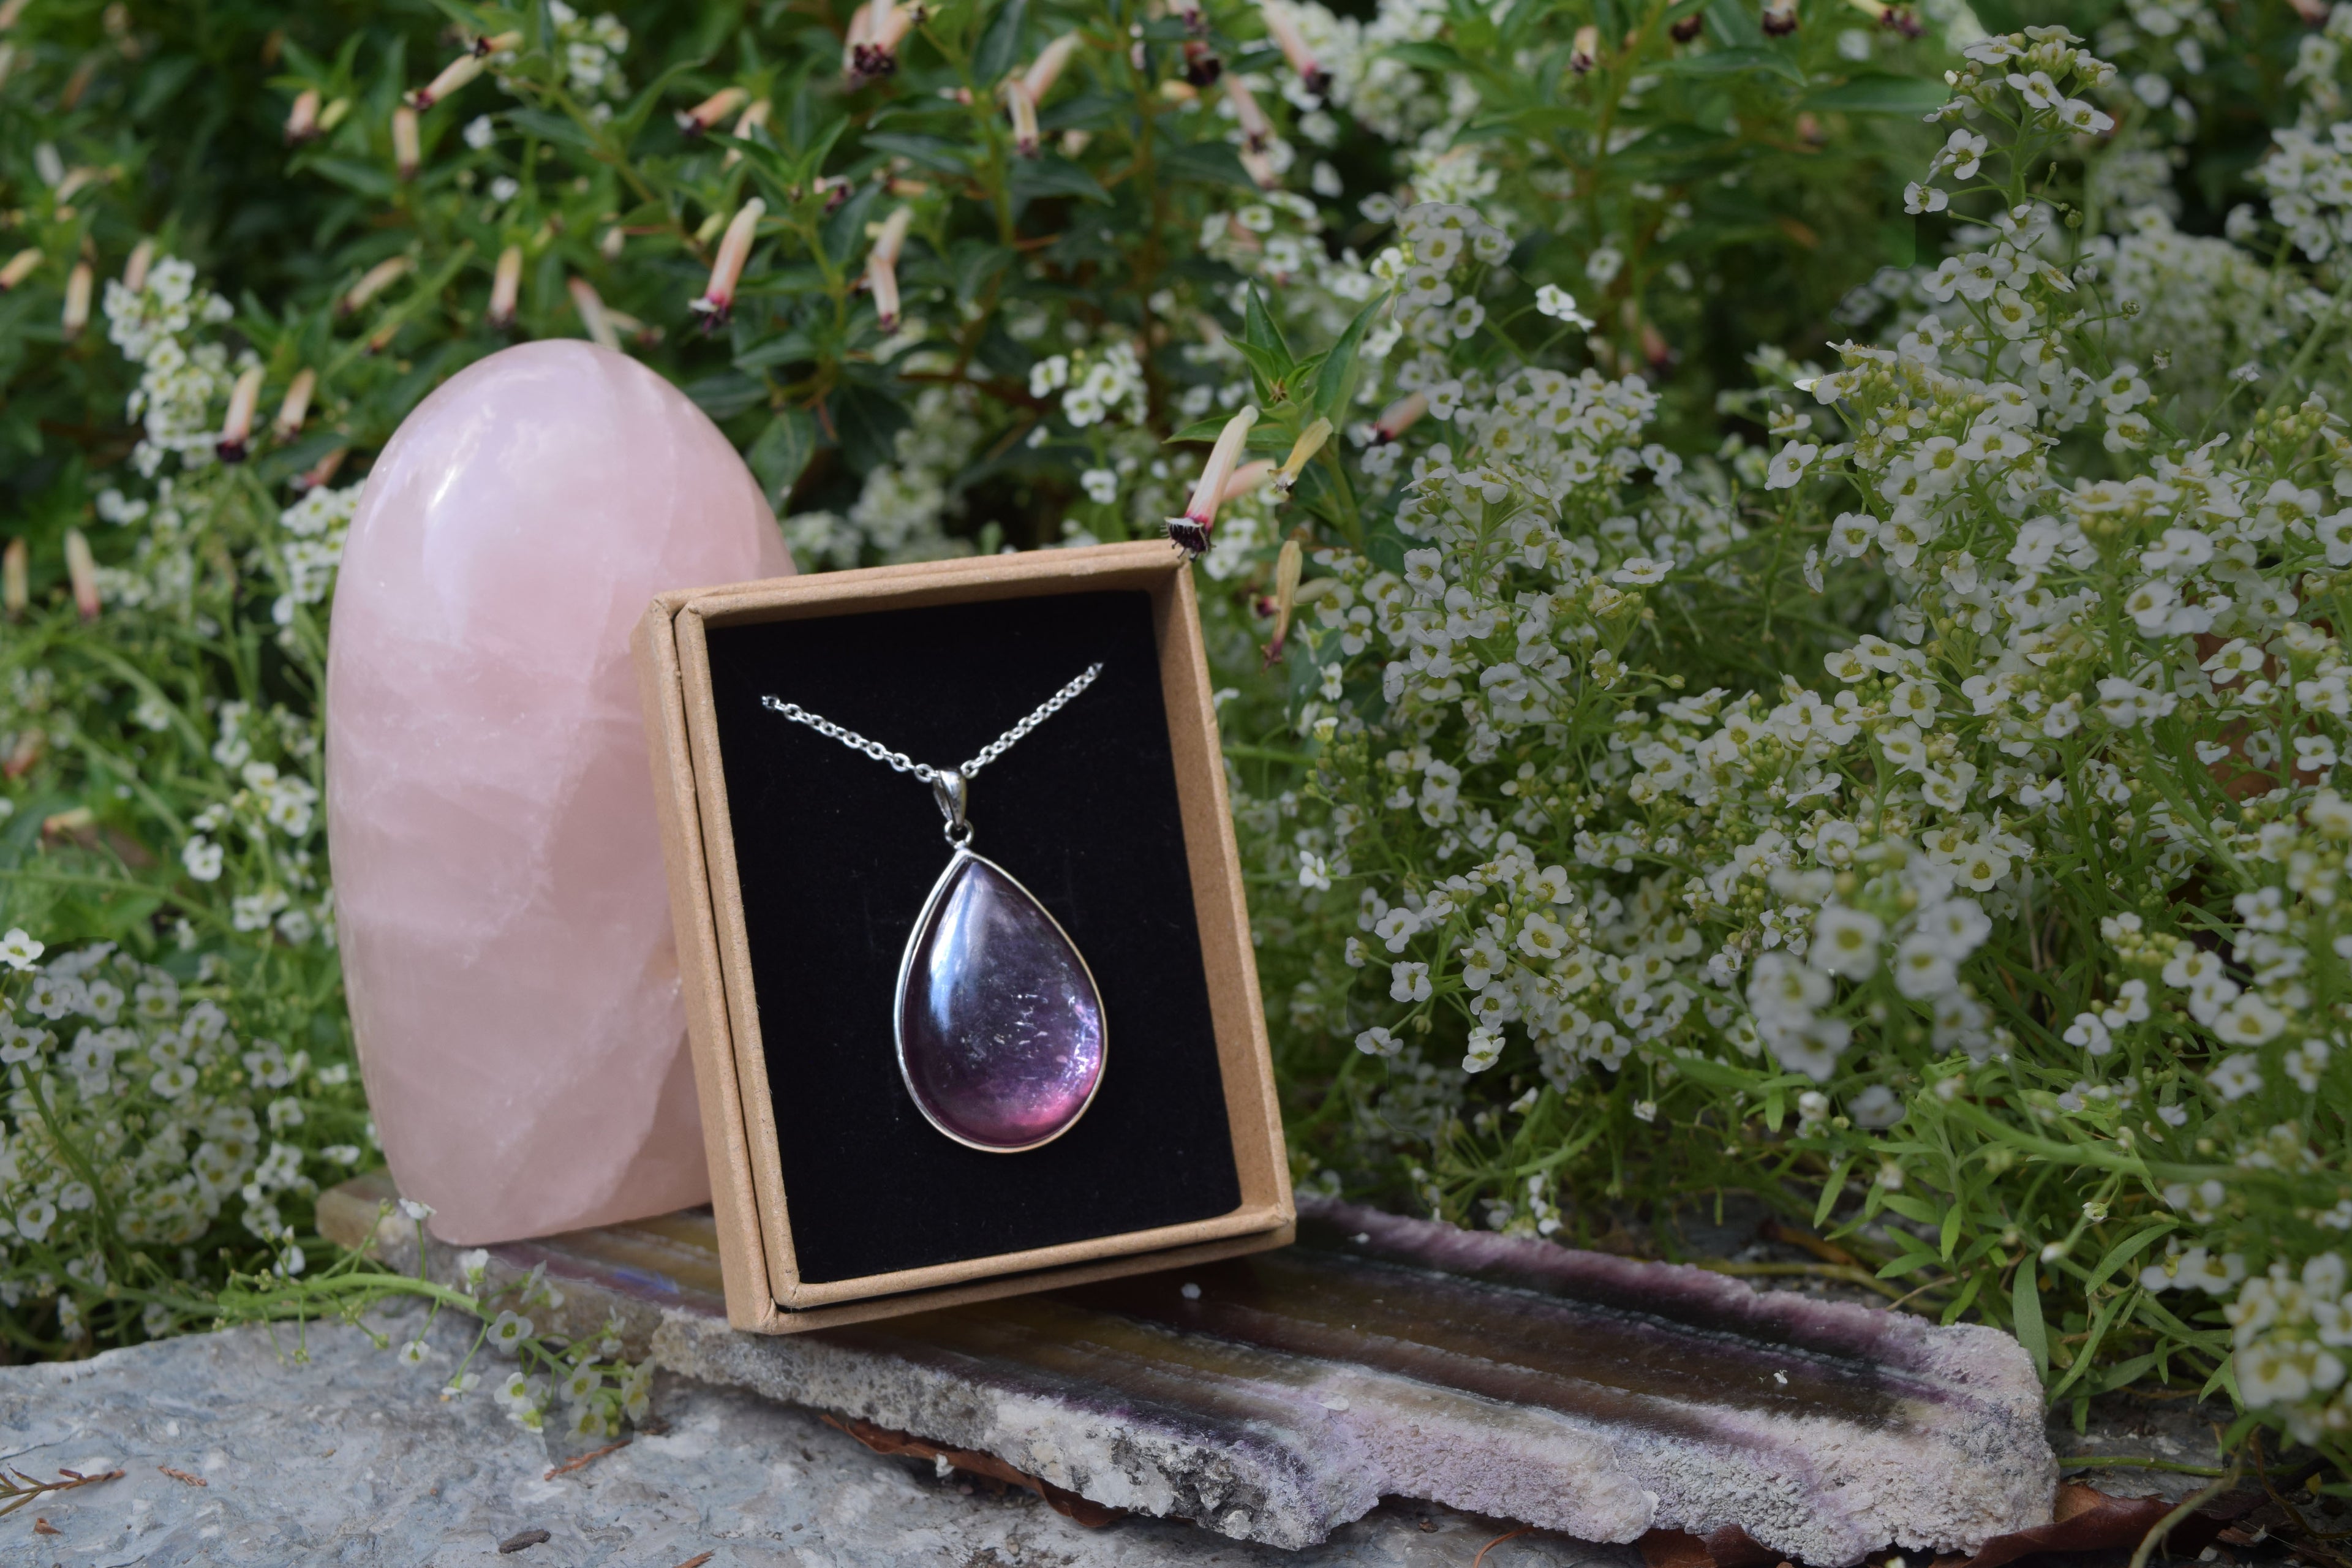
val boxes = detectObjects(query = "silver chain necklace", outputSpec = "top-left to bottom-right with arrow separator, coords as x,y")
760,660 -> 1102,845
760,663 -> 1110,1154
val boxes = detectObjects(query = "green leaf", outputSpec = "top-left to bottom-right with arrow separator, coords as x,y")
1167,417 -> 1232,444
973,0 -> 1029,85
1812,1156 -> 1851,1228
1802,74 -> 1951,115
506,107 -> 599,152
862,132 -> 974,174
1242,285 -> 1294,371
1159,139 -> 1259,190
683,372 -> 767,422
1662,47 -> 1806,86
303,156 -> 396,199
1009,154 -> 1111,205
2082,1221 -> 2174,1295
823,181 -> 884,268
1313,293 -> 1385,421
2097,1352 -> 2159,1393
734,329 -> 816,371
1386,41 -> 1470,72
2013,1259 -> 2050,1382
829,382 -> 911,472
948,239 -> 1014,308
1706,0 -> 1766,47
746,410 -> 818,508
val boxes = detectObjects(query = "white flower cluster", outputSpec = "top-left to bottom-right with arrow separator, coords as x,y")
2228,1252 -> 2352,1437
2,941 -> 361,1329
274,480 -> 364,627
782,386 -> 982,568
102,255 -> 238,479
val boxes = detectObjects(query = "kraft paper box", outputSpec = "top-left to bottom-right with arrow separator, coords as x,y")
633,541 -> 1294,1332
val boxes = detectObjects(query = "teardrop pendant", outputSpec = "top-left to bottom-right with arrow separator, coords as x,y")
894,849 -> 1107,1152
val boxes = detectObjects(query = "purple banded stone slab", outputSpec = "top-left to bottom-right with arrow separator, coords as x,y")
896,851 -> 1105,1151
320,1177 -> 2054,1562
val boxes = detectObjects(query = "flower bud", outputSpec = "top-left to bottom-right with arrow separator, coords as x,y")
1570,24 -> 1599,72
409,50 -> 483,111
1221,458 -> 1275,503
1761,0 -> 1797,34
1374,390 -> 1425,442
723,97 -> 772,165
285,87 -> 321,143
0,1 -> 26,30
474,30 -> 524,56
319,96 -> 353,133
1264,535 -> 1303,662
691,198 -> 764,328
1183,39 -> 1222,86
1261,1 -> 1330,98
0,247 -> 39,290
1003,78 -> 1041,157
1224,71 -> 1272,151
2,538 -> 25,619
1670,11 -> 1705,39
64,527 -> 99,620
1168,405 -> 1258,553
341,255 -> 411,314
1239,145 -> 1278,189
295,446 -> 348,492
274,368 -> 315,440
570,276 -> 621,351
2290,0 -> 2329,20
1176,0 -> 1205,33
1023,32 -> 1082,100
677,85 -> 748,137
61,260 -> 90,340
1276,417 -> 1330,492
1641,322 -> 1673,371
124,236 -> 153,292
391,105 -> 421,181
600,224 -> 625,259
217,365 -> 264,462
867,205 -> 913,333
487,243 -> 522,328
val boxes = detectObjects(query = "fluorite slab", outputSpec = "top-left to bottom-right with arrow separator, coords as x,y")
326,341 -> 792,1245
895,851 -> 1106,1151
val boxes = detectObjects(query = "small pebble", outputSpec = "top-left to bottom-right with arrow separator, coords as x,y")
499,1527 -> 552,1553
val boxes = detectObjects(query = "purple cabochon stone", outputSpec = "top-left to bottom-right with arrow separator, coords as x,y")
898,854 -> 1106,1150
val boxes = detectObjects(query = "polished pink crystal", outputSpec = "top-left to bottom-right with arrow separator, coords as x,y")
326,341 -> 792,1245
897,853 -> 1106,1151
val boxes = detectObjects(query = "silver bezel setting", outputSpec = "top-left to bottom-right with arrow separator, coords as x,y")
891,846 -> 1108,1154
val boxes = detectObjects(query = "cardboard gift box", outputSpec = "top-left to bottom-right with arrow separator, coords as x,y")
633,540 -> 1294,1332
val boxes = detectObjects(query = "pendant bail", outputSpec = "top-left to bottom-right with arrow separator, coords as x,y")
932,769 -> 972,845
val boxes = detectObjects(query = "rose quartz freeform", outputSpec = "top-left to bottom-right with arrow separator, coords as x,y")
326,341 -> 791,1245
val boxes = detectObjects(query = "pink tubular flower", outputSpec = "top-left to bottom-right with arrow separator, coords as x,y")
570,276 -> 621,351
1761,0 -> 1798,33
2,538 -> 24,619
0,248 -> 39,291
124,237 -> 153,292
1023,32 -> 1083,100
1003,79 -> 1041,157
677,85 -> 748,137
851,1 -> 920,81
391,105 -> 421,181
488,244 -> 522,328
341,255 -> 411,315
1374,390 -> 1426,442
867,206 -> 913,332
1221,458 -> 1275,504
285,87 -> 321,143
61,262 -> 90,340
64,528 -> 98,620
295,447 -> 349,492
1570,24 -> 1599,72
1168,405 -> 1258,553
1183,39 -> 1222,86
217,366 -> 265,462
1175,0 -> 1205,34
274,368 -> 315,440
1238,145 -> 1278,189
407,50 -> 484,110
1259,1 -> 1330,99
1223,71 -> 1272,152
473,29 -> 524,56
691,198 -> 764,328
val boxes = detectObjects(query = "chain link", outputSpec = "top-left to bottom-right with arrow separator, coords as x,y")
761,662 -> 1104,783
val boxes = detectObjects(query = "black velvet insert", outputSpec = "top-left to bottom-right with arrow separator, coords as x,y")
703,589 -> 1243,1285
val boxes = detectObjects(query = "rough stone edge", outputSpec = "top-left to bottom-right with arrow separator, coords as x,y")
653,1308 -> 1371,1550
